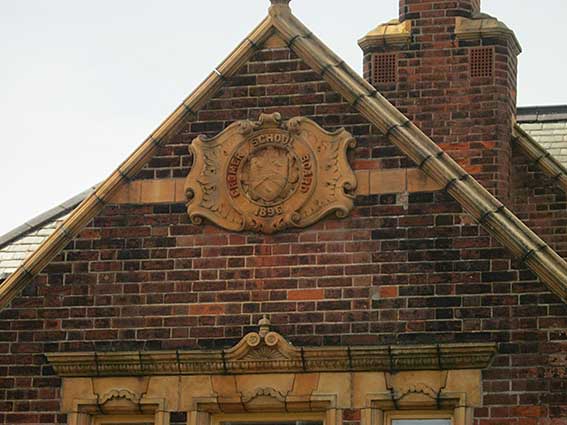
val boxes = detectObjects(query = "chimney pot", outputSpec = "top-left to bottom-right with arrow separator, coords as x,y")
399,0 -> 481,22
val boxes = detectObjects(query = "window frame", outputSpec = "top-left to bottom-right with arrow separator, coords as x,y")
92,415 -> 156,425
385,411 -> 454,425
211,412 -> 326,425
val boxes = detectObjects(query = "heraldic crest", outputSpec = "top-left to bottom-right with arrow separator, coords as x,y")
185,113 -> 357,234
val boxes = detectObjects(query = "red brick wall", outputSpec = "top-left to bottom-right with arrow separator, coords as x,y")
0,45 -> 565,425
512,145 -> 567,257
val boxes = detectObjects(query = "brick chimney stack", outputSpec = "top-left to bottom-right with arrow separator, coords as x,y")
360,0 -> 521,200
399,0 -> 480,21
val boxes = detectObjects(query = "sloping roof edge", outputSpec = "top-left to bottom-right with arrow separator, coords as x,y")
517,105 -> 567,123
0,16 -> 274,310
0,3 -> 566,311
0,186 -> 97,251
513,123 -> 567,193
269,4 -> 567,301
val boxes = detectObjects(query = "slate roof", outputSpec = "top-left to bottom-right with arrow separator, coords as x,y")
0,215 -> 68,280
0,186 -> 96,281
518,105 -> 567,167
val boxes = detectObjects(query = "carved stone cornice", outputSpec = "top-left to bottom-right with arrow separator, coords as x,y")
46,320 -> 497,378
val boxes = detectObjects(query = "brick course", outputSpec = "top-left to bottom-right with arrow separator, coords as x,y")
399,0 -> 481,21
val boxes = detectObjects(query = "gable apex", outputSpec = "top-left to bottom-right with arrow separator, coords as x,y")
1,3 -> 567,312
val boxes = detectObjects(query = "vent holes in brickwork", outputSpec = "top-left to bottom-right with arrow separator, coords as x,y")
470,47 -> 494,78
371,53 -> 398,85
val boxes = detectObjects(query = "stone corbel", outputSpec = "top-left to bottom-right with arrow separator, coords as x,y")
68,385 -> 168,425
364,370 -> 480,425
382,370 -> 464,409
189,367 -> 339,425
192,391 -> 337,415
190,386 -> 338,425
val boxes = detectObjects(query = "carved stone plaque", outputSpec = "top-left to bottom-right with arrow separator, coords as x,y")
185,113 -> 357,234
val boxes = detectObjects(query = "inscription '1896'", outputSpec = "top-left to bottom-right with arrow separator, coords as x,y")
255,205 -> 284,217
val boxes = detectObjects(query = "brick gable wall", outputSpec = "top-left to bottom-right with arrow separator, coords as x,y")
0,40 -> 565,425
512,146 -> 567,257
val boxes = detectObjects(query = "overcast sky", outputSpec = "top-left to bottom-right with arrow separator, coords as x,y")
1,0 -> 566,236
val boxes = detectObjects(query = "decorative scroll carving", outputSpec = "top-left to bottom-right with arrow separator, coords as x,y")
69,390 -> 166,425
241,387 -> 287,404
185,113 -> 357,234
369,370 -> 467,410
398,382 -> 439,400
226,323 -> 300,366
47,317 -> 497,378
99,388 -> 140,405
368,371 -> 477,425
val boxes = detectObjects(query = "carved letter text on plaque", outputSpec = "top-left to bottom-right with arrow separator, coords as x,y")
185,113 -> 357,234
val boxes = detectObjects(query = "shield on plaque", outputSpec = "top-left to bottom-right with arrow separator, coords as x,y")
241,146 -> 300,205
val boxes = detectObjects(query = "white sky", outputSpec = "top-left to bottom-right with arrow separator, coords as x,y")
1,0 -> 566,236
